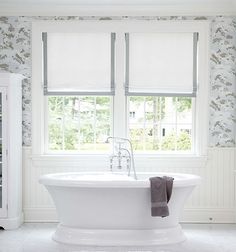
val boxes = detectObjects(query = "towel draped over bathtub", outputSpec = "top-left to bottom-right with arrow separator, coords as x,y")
149,176 -> 174,217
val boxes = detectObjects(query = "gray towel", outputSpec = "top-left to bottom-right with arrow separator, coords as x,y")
149,176 -> 174,217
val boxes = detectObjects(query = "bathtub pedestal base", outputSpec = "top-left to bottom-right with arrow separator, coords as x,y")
53,224 -> 186,246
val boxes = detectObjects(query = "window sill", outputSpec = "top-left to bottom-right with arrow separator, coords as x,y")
31,153 -> 207,169
134,154 -> 207,169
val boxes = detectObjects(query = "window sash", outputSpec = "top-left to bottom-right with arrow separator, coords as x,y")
127,96 -> 195,153
125,32 -> 198,97
42,32 -> 116,96
45,95 -> 113,153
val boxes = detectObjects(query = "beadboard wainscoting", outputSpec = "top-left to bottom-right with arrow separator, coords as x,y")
22,147 -> 236,223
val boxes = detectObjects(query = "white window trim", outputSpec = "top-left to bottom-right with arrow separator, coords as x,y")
32,20 -> 210,166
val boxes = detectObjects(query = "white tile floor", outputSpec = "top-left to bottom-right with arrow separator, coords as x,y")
0,223 -> 236,252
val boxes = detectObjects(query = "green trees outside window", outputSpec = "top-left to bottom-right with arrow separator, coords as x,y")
48,96 -> 111,151
129,97 -> 192,152
48,96 -> 192,152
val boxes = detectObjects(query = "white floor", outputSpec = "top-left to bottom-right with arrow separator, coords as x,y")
0,223 -> 236,252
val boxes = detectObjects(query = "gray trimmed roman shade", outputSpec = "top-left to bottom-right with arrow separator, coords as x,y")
125,32 -> 198,97
42,32 -> 115,96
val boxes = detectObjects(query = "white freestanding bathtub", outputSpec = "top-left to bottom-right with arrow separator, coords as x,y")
39,172 -> 200,246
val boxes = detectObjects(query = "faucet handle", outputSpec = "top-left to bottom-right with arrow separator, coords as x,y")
109,155 -> 114,171
126,157 -> 130,171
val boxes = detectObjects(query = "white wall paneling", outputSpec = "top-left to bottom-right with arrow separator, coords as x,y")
23,147 -> 236,223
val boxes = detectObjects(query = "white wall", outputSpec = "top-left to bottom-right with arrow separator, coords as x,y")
22,147 -> 236,223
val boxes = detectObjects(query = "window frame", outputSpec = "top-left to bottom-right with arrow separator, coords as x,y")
32,20 -> 209,159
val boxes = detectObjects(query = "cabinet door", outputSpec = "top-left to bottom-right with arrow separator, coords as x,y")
0,88 -> 7,217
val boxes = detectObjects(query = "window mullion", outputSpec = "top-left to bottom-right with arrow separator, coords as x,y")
113,32 -> 126,138
192,98 -> 196,154
175,97 -> 178,152
44,97 -> 49,153
62,97 -> 65,151
143,97 -> 146,151
78,96 -> 81,151
159,97 -> 163,151
93,97 -> 96,151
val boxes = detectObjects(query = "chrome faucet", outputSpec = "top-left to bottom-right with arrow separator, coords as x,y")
105,136 -> 137,180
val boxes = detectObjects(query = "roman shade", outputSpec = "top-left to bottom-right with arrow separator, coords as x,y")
42,32 -> 115,95
125,32 -> 198,97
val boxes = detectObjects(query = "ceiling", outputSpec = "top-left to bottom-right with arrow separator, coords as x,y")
0,0 -> 235,15
0,0 -> 234,5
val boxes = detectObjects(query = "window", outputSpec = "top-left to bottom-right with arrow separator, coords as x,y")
32,21 -> 209,157
125,30 -> 198,153
41,25 -> 115,153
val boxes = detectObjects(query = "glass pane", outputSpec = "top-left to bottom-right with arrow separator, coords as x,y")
177,127 -> 192,151
129,33 -> 194,94
48,97 -> 63,150
47,33 -> 111,92
96,97 -> 110,122
130,126 -> 144,151
48,119 -> 63,150
80,124 -> 94,151
145,127 -> 160,151
176,97 -> 192,124
129,97 -> 145,124
64,126 -> 79,150
64,97 -> 79,151
161,127 -> 177,151
162,97 -> 176,124
95,124 -> 111,150
80,97 -> 95,124
48,96 -> 64,116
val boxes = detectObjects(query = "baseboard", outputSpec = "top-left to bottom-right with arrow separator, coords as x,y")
181,208 -> 236,223
23,207 -> 236,224
24,207 -> 58,222
0,212 -> 24,229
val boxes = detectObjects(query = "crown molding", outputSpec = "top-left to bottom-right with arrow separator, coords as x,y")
0,3 -> 236,16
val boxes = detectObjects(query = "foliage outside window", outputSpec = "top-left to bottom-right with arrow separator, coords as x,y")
47,96 -> 111,152
47,95 -> 193,153
128,97 -> 193,152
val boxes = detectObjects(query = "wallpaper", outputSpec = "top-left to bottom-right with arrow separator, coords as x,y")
0,16 -> 235,147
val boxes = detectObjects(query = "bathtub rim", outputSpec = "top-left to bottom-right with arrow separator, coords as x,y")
39,172 -> 201,188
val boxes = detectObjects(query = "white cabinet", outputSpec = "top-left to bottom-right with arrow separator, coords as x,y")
0,73 -> 23,229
